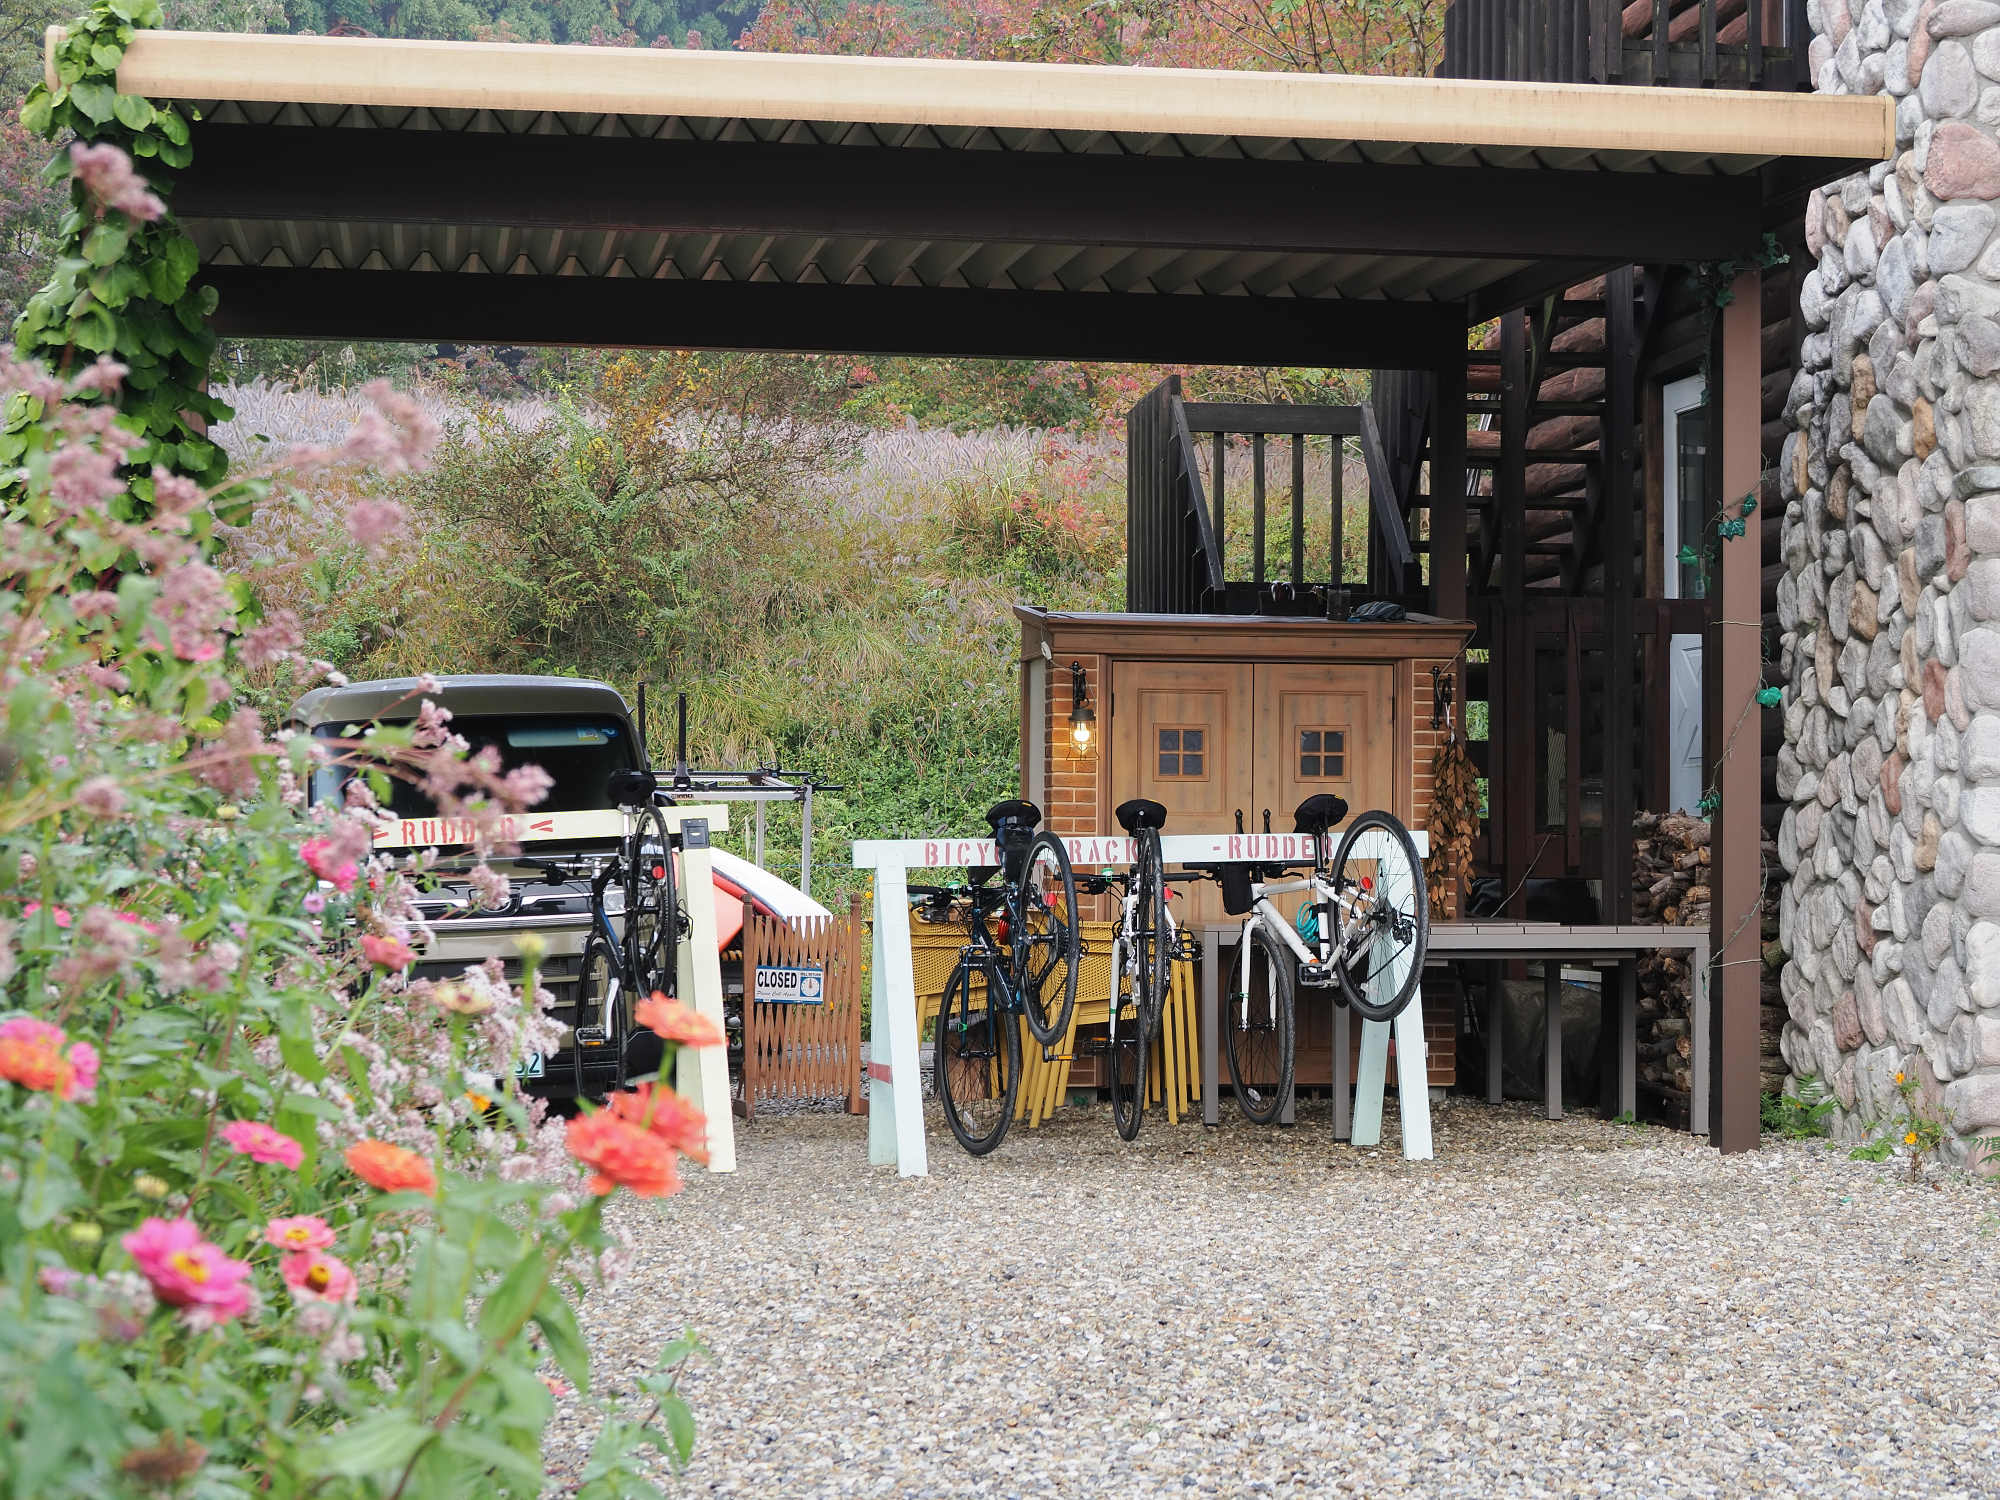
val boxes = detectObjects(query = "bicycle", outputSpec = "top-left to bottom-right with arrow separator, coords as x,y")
908,799 -> 1080,1156
520,768 -> 683,1100
1076,798 -> 1176,1141
1208,794 -> 1428,1126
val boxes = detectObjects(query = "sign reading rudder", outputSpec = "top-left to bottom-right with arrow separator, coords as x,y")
754,963 -> 826,1005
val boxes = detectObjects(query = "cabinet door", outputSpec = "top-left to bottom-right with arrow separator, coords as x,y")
1250,663 -> 1396,842
1110,661 -> 1252,927
1251,662 -> 1396,1091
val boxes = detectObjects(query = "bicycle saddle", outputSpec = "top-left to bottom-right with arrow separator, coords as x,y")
1293,793 -> 1349,837
1348,600 -> 1407,623
1114,798 -> 1168,834
984,798 -> 1042,834
605,769 -> 659,808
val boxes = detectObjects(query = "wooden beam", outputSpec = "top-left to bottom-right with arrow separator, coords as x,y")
201,266 -> 1464,367
1709,265 -> 1763,1155
1182,403 -> 1361,436
179,125 -> 1795,269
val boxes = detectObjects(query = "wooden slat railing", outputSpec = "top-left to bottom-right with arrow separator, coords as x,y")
1441,0 -> 1802,88
737,893 -> 865,1120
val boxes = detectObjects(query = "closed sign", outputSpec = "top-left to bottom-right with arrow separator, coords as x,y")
755,964 -> 825,1005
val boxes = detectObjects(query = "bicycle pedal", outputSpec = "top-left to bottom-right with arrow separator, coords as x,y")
1040,1049 -> 1075,1063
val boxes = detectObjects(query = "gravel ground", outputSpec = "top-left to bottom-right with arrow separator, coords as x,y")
552,1098 -> 2000,1498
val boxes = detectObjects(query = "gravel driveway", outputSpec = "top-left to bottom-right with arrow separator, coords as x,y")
556,1100 -> 2000,1498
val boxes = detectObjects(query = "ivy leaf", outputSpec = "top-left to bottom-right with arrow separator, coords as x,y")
71,306 -> 117,353
1676,545 -> 1697,566
19,94 -> 52,134
91,43 -> 124,72
83,222 -> 130,267
112,93 -> 155,131
1756,686 -> 1782,707
68,80 -> 117,125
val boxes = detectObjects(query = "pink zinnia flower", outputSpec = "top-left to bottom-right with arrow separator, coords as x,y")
300,837 -> 359,894
122,1217 -> 253,1322
280,1248 -> 357,1304
359,934 -> 416,971
219,1120 -> 304,1170
264,1215 -> 335,1252
0,1017 -> 97,1101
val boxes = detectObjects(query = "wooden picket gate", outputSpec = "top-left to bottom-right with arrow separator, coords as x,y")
737,893 -> 866,1120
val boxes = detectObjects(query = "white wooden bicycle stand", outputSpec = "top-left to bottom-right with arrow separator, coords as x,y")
853,826 -> 1432,1178
657,805 -> 736,1174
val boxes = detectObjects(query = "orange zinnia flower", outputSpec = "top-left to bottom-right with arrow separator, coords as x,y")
633,992 -> 723,1048
0,1036 -> 74,1097
343,1140 -> 437,1197
566,1111 -> 681,1198
606,1082 -> 710,1165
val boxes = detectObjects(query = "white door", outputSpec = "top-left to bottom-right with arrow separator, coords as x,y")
1662,374 -> 1706,816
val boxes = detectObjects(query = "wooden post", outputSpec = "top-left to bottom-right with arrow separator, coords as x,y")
1709,266 -> 1762,1154
739,895 -> 758,1122
1253,432 -> 1267,585
1290,432 -> 1306,588
1432,337 -> 1468,621
1212,430 -> 1226,577
1602,267 -> 1637,923
847,892 -> 867,1115
1499,311 -> 1531,917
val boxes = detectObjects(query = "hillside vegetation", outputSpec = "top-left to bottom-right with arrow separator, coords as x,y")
218,357 -> 1368,890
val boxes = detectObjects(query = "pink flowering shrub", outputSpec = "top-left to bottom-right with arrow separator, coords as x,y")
0,139 -> 706,1498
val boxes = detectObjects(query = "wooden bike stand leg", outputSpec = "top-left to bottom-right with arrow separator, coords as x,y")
866,863 -> 928,1176
672,814 -> 737,1173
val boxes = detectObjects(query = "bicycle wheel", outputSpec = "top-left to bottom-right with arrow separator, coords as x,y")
1107,937 -> 1147,1142
622,804 -> 678,1000
1015,831 -> 1079,1046
1224,923 -> 1294,1126
1332,810 -> 1429,1024
935,961 -> 1020,1156
1132,827 -> 1170,1044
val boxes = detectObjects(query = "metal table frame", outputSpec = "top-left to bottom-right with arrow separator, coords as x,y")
1197,920 -> 1712,1136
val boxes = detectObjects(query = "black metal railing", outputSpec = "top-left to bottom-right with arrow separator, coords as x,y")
1441,0 -> 1807,88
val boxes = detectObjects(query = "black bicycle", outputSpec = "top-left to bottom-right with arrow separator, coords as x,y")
525,770 -> 683,1098
909,799 -> 1080,1156
1076,798 -> 1174,1141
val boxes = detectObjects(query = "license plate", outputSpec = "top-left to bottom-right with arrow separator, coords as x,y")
515,1052 -> 545,1079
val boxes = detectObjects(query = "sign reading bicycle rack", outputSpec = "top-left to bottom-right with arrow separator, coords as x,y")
853,828 -> 1432,1179
753,963 -> 826,1005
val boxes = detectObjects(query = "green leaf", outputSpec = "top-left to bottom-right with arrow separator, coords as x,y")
71,305 -> 117,353
19,94 -> 52,135
68,80 -> 117,125
91,44 -> 125,73
532,1292 -> 591,1392
477,1247 -> 551,1345
83,223 -> 130,267
436,1426 -> 546,1490
312,1412 -> 433,1477
659,1392 -> 696,1467
111,93 -> 155,131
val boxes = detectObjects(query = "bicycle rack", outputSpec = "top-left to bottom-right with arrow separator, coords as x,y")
854,826 -> 1433,1178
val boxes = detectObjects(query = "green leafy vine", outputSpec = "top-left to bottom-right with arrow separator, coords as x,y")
7,0 -> 230,506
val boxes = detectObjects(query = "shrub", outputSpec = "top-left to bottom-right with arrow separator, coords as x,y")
1,207 -> 705,1492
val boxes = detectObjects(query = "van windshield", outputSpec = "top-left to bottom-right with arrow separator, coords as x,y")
312,715 -> 637,818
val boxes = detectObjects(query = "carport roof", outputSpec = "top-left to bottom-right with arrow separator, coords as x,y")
97,30 -> 1894,362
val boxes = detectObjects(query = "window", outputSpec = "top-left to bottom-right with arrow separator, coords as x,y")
1299,728 -> 1346,780
1156,727 -> 1206,779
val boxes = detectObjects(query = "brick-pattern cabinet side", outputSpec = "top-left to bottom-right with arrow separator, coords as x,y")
1043,653 -> 1105,838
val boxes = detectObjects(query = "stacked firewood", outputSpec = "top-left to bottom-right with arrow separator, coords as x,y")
1631,811 -> 1786,1100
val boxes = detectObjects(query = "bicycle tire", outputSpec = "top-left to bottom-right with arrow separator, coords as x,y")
1015,830 -> 1079,1046
1224,922 -> 1294,1126
935,960 -> 1020,1156
1332,810 -> 1429,1024
1134,826 -> 1170,1045
1107,936 -> 1147,1142
623,803 -> 678,1002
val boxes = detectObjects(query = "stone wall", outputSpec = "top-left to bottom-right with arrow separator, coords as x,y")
1779,0 -> 2000,1162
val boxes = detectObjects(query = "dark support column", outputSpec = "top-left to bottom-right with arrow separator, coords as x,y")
1709,267 -> 1763,1154
1499,313 -> 1531,917
1602,268 -> 1637,924
1432,342 -> 1469,621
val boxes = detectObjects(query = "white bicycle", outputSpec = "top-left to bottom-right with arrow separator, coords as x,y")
1210,794 -> 1428,1126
